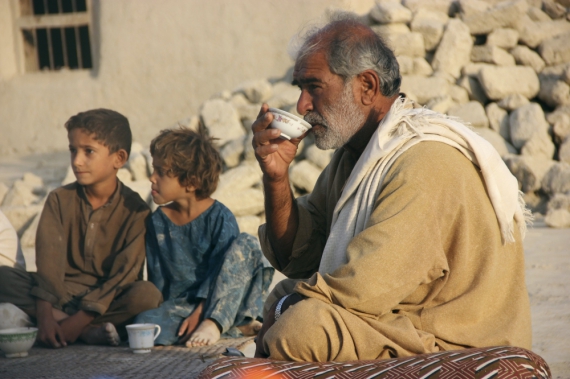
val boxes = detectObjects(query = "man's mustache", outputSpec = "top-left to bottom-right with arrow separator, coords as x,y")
304,111 -> 328,128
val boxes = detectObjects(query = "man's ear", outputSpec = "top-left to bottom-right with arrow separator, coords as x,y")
358,70 -> 380,106
113,149 -> 128,169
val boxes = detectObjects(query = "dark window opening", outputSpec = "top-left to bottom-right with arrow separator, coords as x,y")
31,0 -> 87,15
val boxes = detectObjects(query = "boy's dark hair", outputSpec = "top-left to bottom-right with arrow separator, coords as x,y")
65,108 -> 132,157
150,125 -> 222,199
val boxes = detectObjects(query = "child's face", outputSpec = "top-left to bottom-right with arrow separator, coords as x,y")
149,156 -> 190,205
68,129 -> 124,188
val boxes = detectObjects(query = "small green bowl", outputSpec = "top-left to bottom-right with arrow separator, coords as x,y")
0,327 -> 38,358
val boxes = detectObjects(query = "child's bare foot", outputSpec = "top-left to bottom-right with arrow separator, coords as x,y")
80,323 -> 120,346
237,320 -> 262,336
185,319 -> 221,347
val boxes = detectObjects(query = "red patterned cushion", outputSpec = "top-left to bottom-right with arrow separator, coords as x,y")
198,346 -> 550,379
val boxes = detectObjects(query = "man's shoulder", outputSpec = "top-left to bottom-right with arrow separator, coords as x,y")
392,141 -> 473,174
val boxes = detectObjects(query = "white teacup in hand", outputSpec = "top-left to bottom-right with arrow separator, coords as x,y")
126,323 -> 161,354
268,108 -> 312,140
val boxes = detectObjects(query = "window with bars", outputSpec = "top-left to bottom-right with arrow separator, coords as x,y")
17,0 -> 93,72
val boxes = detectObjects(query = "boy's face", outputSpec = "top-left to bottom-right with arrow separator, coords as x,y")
68,128 -> 125,188
149,156 -> 192,205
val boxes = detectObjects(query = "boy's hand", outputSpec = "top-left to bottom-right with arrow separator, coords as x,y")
178,300 -> 204,345
36,299 -> 67,348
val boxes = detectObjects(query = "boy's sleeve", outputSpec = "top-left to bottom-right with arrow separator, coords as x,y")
30,192 -> 69,306
78,206 -> 150,315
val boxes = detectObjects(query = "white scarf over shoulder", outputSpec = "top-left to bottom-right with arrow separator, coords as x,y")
318,97 -> 531,275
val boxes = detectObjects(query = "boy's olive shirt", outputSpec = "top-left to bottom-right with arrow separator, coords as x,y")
30,181 -> 150,315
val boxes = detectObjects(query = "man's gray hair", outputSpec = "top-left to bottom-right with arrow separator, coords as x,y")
290,12 -> 401,98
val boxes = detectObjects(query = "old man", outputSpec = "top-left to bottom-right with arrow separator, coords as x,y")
251,13 -> 531,361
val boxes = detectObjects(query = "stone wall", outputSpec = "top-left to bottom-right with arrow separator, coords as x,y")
2,0 -> 570,261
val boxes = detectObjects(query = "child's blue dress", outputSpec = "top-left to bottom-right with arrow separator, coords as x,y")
134,200 -> 274,345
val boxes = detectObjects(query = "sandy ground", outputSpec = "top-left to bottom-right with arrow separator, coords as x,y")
0,152 -> 569,378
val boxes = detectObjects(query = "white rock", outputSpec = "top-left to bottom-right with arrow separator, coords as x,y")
411,9 -> 449,24
431,69 -> 456,84
503,155 -> 556,192
545,208 -> 570,228
486,28 -> 519,49
542,0 -> 567,19
220,136 -> 246,168
175,115 -> 200,131
551,113 -> 570,143
2,181 -> 39,207
269,82 -> 301,109
498,94 -> 530,111
538,78 -> 570,108
0,205 -> 43,235
458,75 -> 488,104
211,89 -> 232,101
396,56 -> 414,75
527,6 -> 552,22
486,102 -> 510,140
461,0 -> 529,35
478,66 -> 540,101
305,144 -> 334,170
448,101 -> 489,128
200,99 -> 245,146
559,137 -> 570,165
400,75 -> 450,104
127,151 -> 149,181
521,132 -> 556,160
461,63 -> 495,77
234,79 -> 273,104
539,32 -> 570,66
22,173 -> 43,192
117,168 -> 132,183
509,45 -> 546,73
390,32 -> 425,58
509,103 -> 550,149
371,23 -> 411,40
230,93 -> 260,121
432,19 -> 473,78
518,19 -> 570,48
449,85 -> 470,104
236,215 -> 262,237
0,183 -> 8,206
123,180 -> 152,204
20,211 -> 41,247
215,188 -> 265,217
426,95 -> 457,114
413,58 -> 434,76
61,166 -> 76,186
370,1 -> 413,24
289,160 -> 321,193
476,128 -> 518,157
458,0 -> 491,14
402,0 -> 458,16
410,17 -> 445,51
542,162 -> 570,195
471,46 -> 516,66
216,163 -> 262,195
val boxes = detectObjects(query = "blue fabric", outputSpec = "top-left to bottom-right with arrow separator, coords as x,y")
135,201 -> 274,345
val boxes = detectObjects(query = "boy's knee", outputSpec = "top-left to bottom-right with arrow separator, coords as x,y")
123,281 -> 162,314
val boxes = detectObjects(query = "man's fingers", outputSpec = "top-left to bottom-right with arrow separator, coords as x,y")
252,128 -> 281,149
251,110 -> 274,134
256,103 -> 270,120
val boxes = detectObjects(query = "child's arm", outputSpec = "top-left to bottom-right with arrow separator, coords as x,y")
177,299 -> 205,344
76,207 -> 150,316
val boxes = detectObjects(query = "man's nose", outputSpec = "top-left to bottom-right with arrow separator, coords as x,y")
296,90 -> 313,116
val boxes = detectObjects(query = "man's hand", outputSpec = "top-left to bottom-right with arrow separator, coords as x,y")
36,299 -> 67,348
59,310 -> 95,344
252,104 -> 306,182
255,293 -> 303,358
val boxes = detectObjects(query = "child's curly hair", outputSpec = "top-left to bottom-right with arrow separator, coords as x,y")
150,125 -> 222,199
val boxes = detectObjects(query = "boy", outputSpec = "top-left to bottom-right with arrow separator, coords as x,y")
0,109 -> 162,348
134,126 -> 273,347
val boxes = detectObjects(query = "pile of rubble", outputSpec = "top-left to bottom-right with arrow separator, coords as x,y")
2,0 -> 570,258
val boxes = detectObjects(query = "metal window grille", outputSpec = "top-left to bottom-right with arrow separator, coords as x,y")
18,0 -> 93,71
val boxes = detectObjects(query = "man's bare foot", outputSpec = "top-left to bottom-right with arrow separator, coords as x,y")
237,320 -> 262,336
186,319 -> 221,347
79,323 -> 120,346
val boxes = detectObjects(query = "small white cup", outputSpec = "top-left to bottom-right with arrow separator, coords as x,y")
126,323 -> 161,354
268,108 -> 312,140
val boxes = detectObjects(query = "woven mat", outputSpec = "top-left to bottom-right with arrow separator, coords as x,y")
0,337 -> 254,379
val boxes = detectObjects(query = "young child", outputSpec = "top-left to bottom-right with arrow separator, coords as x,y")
134,126 -> 274,347
0,109 -> 162,348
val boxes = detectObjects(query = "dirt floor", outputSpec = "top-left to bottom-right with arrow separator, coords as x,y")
0,152 -> 569,378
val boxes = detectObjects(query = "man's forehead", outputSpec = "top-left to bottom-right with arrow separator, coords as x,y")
292,52 -> 336,85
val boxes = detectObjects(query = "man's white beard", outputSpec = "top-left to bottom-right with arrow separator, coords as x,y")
304,83 -> 366,150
